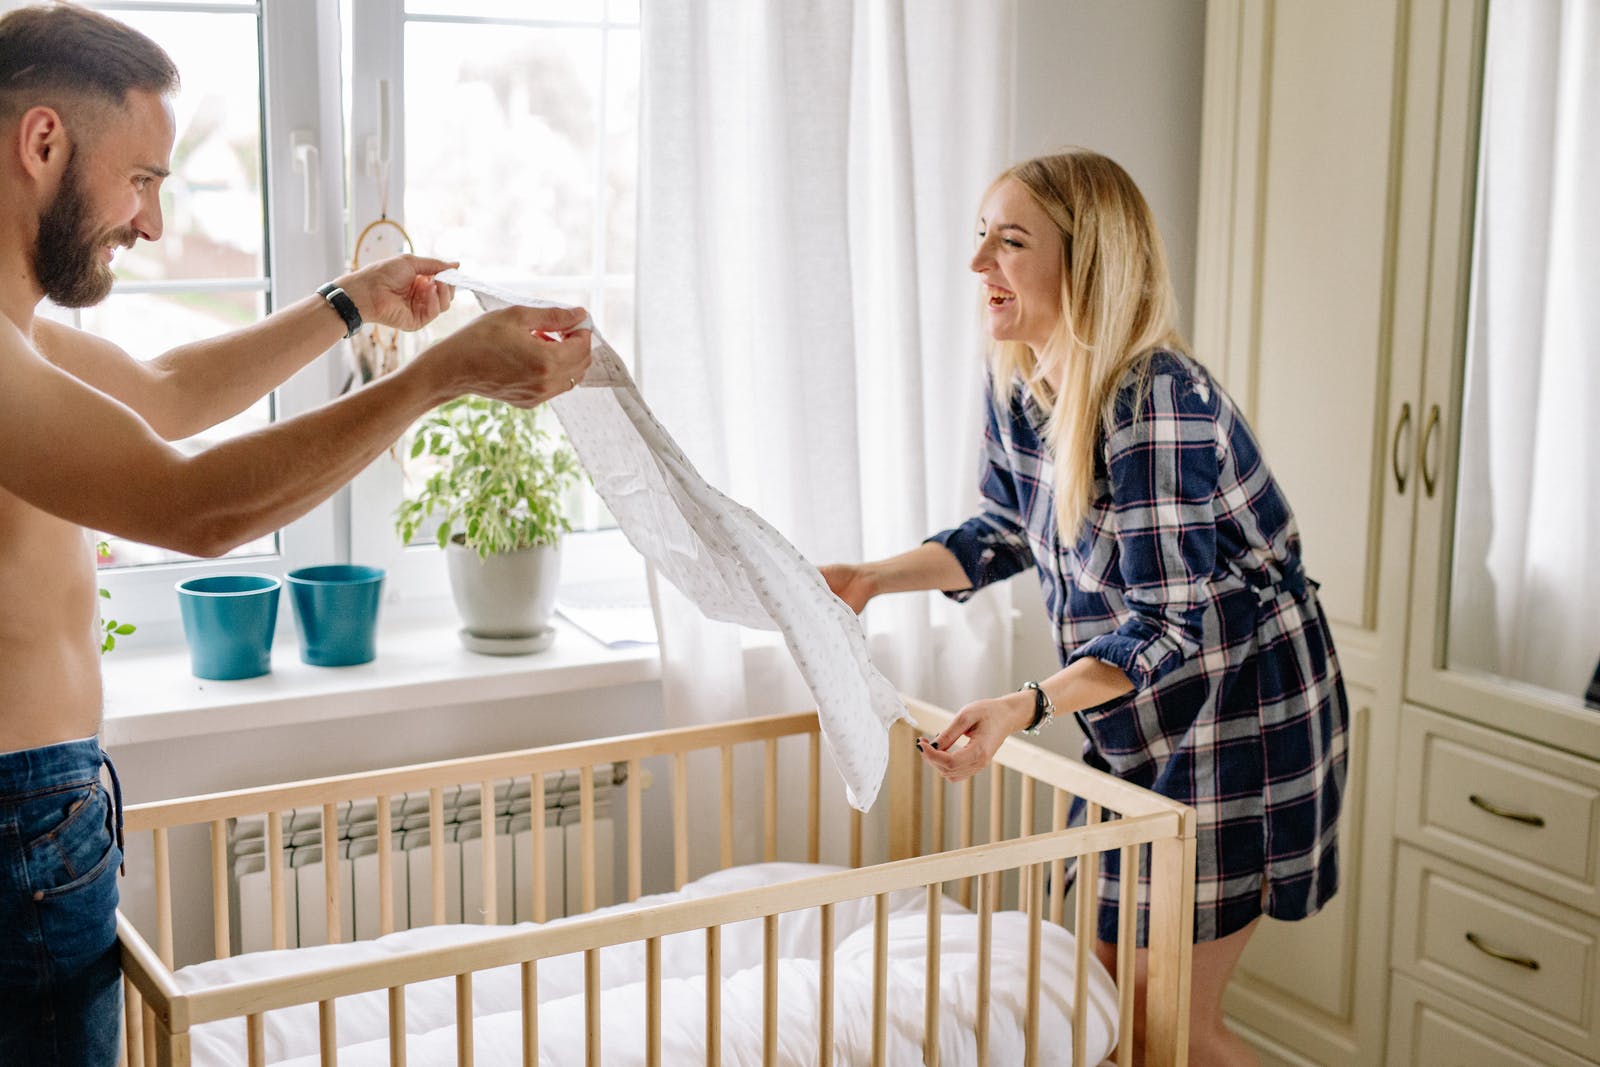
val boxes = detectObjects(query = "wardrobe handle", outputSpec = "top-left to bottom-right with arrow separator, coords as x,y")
1469,794 -> 1546,827
1465,931 -> 1540,971
1420,403 -> 1441,497
1390,402 -> 1413,494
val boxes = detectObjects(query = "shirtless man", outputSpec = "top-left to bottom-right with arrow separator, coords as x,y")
0,6 -> 592,1062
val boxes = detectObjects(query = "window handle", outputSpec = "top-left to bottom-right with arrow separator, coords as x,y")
1465,931 -> 1540,971
1420,403 -> 1441,497
1468,794 -> 1545,827
1391,401 -> 1412,494
290,131 -> 320,235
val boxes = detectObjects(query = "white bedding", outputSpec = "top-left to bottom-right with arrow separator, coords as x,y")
175,863 -> 1118,1065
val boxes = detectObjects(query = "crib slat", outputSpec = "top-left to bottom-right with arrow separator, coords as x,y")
628,758 -> 643,902
958,778 -> 974,908
849,808 -> 862,869
720,745 -> 734,870
1146,833 -> 1196,1067
323,803 -> 341,944
932,772 -> 946,860
153,827 -> 173,968
988,769 -> 1005,908
247,1013 -> 264,1067
143,1002 -> 156,1067
378,794 -> 396,936
532,772 -> 548,923
764,738 -> 778,863
705,925 -> 721,1067
646,937 -> 662,1067
819,903 -> 834,1067
210,819 -> 230,959
456,973 -> 474,1066
1116,843 -> 1137,1067
151,1012 -> 191,1067
924,884 -> 941,1067
763,914 -> 778,1065
976,871 -> 992,1066
674,753 -> 689,890
1018,776 -> 1035,913
319,998 -> 337,1067
388,986 -> 407,1067
807,731 -> 820,864
585,949 -> 601,1067
429,787 -> 446,926
580,765 -> 597,911
1073,804 -> 1102,1067
520,961 -> 537,1066
1025,863 -> 1044,1065
872,893 -> 889,1065
1049,789 -> 1068,927
480,780 -> 497,925
266,812 -> 287,948
125,977 -> 144,1067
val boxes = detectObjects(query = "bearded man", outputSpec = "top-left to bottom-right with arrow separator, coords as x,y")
0,5 -> 593,1061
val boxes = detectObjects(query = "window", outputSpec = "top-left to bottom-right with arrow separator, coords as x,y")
86,1 -> 641,632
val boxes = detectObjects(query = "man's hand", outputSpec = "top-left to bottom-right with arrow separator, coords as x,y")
821,562 -> 877,613
337,254 -> 460,333
916,691 -> 1035,783
419,304 -> 593,409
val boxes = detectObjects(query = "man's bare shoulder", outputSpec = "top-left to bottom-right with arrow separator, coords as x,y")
30,315 -> 131,372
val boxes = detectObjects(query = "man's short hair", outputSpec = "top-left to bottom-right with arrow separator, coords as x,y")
0,2 -> 179,126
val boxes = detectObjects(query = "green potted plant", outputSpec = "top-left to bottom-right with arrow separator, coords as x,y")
395,396 -> 583,654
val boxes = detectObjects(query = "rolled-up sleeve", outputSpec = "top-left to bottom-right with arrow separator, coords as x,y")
1067,371 -> 1220,690
925,386 -> 1035,602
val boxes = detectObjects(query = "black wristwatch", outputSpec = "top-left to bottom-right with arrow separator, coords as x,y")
1020,681 -> 1055,735
316,281 -> 363,338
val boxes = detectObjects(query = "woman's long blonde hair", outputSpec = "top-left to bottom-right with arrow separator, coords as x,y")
987,150 -> 1188,540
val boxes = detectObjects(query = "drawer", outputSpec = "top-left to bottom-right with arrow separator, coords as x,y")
1388,973 -> 1594,1067
1397,704 -> 1600,913
1392,847 -> 1600,1061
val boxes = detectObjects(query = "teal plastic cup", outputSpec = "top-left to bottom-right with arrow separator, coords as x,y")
175,574 -> 282,680
286,565 -> 386,667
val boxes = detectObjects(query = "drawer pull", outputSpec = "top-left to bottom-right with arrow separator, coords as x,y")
1465,932 -> 1540,971
1468,794 -> 1545,827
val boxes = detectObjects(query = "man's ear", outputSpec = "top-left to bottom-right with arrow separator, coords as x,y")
16,105 -> 71,181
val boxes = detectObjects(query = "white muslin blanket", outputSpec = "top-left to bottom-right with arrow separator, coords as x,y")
175,863 -> 1119,1066
436,272 -> 909,812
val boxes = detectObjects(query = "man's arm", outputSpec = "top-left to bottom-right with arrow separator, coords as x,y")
33,256 -> 456,441
0,303 -> 590,557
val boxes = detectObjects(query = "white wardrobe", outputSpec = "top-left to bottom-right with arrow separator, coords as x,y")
1195,2 -> 1600,1064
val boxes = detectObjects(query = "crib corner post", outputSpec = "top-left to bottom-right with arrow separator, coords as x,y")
887,719 -> 921,861
1144,825 -> 1196,1067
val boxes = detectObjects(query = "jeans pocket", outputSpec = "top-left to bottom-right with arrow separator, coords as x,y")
23,783 -> 118,900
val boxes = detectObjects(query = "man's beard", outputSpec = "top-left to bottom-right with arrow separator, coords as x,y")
34,155 -> 137,309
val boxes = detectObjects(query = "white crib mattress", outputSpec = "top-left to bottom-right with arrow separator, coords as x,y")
173,862 -> 1119,1066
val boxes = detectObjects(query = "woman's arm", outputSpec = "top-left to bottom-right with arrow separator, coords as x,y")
821,542 -> 971,612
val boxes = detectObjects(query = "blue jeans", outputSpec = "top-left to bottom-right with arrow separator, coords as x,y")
0,738 -> 124,1066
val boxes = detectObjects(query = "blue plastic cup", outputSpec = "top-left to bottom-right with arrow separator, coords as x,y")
175,574 -> 282,680
286,564 -> 386,667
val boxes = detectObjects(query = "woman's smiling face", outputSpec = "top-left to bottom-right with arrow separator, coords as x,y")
969,178 -> 1065,353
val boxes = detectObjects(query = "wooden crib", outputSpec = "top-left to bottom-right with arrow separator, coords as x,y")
116,696 -> 1195,1066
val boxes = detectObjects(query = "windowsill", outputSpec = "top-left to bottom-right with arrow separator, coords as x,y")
100,615 -> 661,748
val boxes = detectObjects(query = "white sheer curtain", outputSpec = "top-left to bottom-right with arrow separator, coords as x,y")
1450,0 -> 1600,695
636,0 -> 1018,742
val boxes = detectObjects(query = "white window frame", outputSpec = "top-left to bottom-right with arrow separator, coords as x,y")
94,0 -> 349,643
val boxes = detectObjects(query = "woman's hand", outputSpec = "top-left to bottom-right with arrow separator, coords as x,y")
820,562 -> 877,614
917,690 -> 1036,782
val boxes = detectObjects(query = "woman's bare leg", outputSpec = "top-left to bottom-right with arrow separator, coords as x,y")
1095,917 -> 1263,1067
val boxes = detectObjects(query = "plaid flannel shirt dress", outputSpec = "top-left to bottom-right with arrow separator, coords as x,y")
928,350 -> 1349,945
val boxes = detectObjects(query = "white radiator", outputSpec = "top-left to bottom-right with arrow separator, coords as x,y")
231,766 -> 624,953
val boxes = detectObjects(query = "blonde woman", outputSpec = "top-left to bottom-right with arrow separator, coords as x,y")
823,150 -> 1347,1066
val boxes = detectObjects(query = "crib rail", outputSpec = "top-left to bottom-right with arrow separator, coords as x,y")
119,700 -> 1194,1067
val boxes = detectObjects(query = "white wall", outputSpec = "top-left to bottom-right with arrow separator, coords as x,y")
1007,0 -> 1208,712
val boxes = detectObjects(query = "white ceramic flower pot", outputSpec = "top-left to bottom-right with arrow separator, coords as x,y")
445,538 -> 561,653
